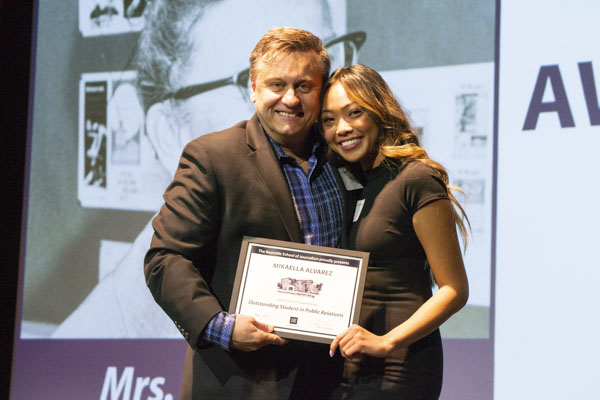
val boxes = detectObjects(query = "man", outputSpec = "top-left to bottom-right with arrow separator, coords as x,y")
144,24 -> 350,398
50,0 -> 341,339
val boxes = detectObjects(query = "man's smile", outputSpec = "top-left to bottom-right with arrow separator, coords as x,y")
276,110 -> 304,118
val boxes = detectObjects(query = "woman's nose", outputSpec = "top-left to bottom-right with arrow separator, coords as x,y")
336,118 -> 352,135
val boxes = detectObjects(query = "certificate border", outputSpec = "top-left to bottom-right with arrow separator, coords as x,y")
229,236 -> 369,344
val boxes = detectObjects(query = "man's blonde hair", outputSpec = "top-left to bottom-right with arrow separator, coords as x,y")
249,27 -> 330,84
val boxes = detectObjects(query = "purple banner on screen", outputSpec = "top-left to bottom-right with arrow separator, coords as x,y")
11,339 -> 187,399
442,339 -> 493,399
11,338 -> 491,399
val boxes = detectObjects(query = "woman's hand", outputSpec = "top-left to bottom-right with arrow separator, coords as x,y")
329,324 -> 393,360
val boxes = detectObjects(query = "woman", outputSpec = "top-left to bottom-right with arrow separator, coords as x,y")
321,64 -> 469,399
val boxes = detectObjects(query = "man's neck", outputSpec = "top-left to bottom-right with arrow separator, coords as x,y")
280,140 -> 312,160
267,129 -> 315,161
266,129 -> 316,174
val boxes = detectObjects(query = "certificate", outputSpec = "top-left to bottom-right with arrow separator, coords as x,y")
229,237 -> 369,344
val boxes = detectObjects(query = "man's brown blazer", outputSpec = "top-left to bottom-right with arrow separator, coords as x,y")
144,114 -> 350,399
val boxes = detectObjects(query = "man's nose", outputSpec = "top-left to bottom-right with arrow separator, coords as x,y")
282,87 -> 300,107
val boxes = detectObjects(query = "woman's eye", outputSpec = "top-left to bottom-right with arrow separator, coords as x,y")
350,109 -> 362,117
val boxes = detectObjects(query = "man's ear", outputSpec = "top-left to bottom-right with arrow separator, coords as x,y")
145,102 -> 182,177
250,78 -> 257,103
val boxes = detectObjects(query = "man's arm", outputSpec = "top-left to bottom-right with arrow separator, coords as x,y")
145,139 -> 285,350
144,139 -> 227,348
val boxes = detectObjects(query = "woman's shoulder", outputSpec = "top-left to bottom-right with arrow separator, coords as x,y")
389,158 -> 448,206
393,158 -> 440,181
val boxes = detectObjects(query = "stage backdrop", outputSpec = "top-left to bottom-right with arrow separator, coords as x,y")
13,0 -> 500,398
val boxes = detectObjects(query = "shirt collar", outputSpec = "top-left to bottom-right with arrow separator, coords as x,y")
265,127 -> 326,162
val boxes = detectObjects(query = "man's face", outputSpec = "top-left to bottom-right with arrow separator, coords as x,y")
250,51 -> 323,147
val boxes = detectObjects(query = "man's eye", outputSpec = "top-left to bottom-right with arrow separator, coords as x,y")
297,84 -> 311,93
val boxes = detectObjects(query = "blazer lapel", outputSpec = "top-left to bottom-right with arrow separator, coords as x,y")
245,114 -> 303,243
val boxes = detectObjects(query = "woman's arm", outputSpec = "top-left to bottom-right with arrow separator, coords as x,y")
330,199 -> 469,359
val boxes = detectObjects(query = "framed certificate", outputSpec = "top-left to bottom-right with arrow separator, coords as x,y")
229,237 -> 369,344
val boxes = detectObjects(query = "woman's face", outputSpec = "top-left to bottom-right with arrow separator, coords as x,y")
321,81 -> 382,170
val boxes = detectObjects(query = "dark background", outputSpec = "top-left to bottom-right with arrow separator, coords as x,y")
1,0 -> 32,398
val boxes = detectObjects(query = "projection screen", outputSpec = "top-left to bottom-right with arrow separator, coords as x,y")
12,1 -> 497,398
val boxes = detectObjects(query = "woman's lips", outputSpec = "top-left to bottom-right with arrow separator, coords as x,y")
339,137 -> 362,151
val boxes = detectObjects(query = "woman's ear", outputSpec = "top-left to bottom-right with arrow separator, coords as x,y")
145,102 -> 183,177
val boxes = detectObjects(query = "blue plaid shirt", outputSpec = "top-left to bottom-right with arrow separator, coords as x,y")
201,130 -> 343,350
268,134 -> 343,248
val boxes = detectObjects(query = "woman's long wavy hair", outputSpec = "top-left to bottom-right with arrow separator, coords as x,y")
320,64 -> 470,244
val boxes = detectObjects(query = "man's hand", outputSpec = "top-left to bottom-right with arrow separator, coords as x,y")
230,314 -> 287,351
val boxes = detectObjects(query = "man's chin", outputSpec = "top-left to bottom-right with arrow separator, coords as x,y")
279,125 -> 312,138
264,124 -> 313,145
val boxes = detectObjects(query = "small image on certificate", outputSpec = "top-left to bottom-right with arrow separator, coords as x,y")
230,237 -> 369,344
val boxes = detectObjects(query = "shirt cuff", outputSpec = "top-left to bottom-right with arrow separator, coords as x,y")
200,311 -> 235,351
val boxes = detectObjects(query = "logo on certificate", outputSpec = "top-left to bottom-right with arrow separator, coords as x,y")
277,278 -> 323,297
289,317 -> 298,325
